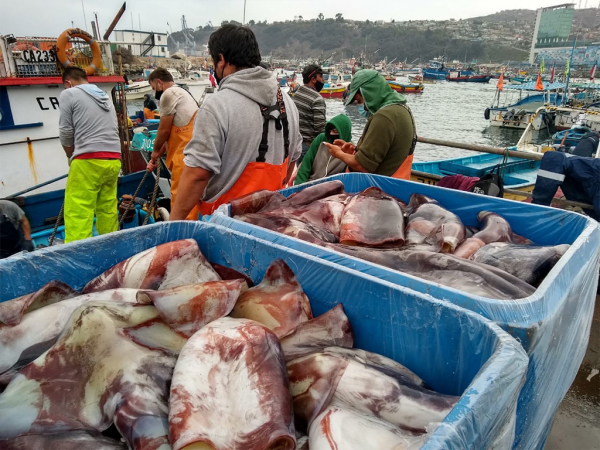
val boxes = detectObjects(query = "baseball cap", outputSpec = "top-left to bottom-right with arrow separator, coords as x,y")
302,64 -> 323,82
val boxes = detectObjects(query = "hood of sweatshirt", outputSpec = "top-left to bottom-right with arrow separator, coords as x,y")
74,84 -> 111,111
218,67 -> 278,106
325,114 -> 352,143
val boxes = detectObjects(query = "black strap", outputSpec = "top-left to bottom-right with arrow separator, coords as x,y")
400,104 -> 418,156
256,87 -> 290,163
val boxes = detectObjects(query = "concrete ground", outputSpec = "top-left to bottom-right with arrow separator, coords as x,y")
545,294 -> 600,450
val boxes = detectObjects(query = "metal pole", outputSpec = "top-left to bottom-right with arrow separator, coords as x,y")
416,136 -> 543,161
243,0 -> 247,25
81,0 -> 88,31
563,37 -> 577,106
6,174 -> 69,198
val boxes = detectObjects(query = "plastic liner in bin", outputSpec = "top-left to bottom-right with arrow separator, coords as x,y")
210,173 -> 600,450
0,222 -> 528,449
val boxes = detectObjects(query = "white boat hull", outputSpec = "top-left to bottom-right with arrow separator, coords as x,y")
489,109 -> 547,130
553,107 -> 600,132
125,82 -> 152,100
0,82 -> 119,197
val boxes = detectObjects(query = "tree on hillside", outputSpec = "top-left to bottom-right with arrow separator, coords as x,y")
299,15 -> 303,21
318,13 -> 324,21
335,13 -> 344,22
248,20 -> 255,26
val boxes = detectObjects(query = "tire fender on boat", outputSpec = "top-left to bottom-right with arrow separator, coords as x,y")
484,108 -> 490,120
56,28 -> 103,76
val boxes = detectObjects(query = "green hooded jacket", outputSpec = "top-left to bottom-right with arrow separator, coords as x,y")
344,69 -> 406,111
295,114 -> 352,185
344,70 -> 415,176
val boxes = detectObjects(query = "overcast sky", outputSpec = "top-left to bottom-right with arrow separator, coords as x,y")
0,0 -> 594,37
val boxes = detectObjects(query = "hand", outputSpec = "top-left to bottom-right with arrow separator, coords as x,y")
22,240 -> 34,252
324,142 -> 344,160
333,139 -> 355,154
147,158 -> 158,172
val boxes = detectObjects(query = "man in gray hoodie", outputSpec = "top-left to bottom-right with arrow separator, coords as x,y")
170,24 -> 302,220
59,67 -> 121,242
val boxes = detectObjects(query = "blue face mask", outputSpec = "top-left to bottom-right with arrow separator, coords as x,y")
358,103 -> 371,118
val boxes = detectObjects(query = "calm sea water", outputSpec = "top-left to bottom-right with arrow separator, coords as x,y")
130,79 -> 527,162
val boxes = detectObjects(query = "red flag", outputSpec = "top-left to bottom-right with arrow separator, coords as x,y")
535,72 -> 544,91
497,72 -> 504,92
591,63 -> 597,81
550,66 -> 555,83
209,68 -> 217,88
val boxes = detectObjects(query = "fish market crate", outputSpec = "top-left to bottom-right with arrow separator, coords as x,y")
0,222 -> 528,449
210,173 -> 600,450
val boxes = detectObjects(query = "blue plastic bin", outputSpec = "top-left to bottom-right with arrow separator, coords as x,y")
210,173 -> 600,450
0,222 -> 528,449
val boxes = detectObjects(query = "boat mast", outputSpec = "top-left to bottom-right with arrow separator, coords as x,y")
563,37 -> 577,106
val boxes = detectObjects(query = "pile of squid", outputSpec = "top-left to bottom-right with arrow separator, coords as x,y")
231,180 -> 570,300
0,239 -> 457,450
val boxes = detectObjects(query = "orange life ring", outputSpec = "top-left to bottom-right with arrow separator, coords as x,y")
56,28 -> 102,76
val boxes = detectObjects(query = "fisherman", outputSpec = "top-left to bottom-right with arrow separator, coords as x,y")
324,70 -> 416,179
169,24 -> 302,220
532,151 -> 600,221
59,66 -> 121,243
143,93 -> 158,120
0,200 -> 33,259
571,131 -> 600,158
146,68 -> 198,217
294,114 -> 352,185
293,64 -> 327,162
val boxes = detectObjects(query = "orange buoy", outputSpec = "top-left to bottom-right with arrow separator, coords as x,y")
56,28 -> 102,76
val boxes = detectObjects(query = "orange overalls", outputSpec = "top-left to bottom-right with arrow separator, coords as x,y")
166,111 -> 198,220
198,88 -> 291,216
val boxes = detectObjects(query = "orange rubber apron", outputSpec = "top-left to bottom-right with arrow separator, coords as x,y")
390,153 -> 414,180
198,158 -> 289,216
143,108 -> 155,120
166,112 -> 197,220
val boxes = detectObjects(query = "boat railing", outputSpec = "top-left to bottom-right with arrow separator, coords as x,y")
0,34 -> 115,79
415,135 -> 594,210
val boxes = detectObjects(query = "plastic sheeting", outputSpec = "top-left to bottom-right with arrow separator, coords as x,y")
0,222 -> 528,449
210,173 -> 600,450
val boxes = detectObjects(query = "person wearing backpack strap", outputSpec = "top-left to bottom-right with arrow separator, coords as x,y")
170,24 -> 302,220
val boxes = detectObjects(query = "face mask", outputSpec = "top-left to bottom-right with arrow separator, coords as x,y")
358,103 -> 371,118
315,81 -> 324,92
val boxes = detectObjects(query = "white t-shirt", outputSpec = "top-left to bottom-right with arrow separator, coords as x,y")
159,86 -> 198,127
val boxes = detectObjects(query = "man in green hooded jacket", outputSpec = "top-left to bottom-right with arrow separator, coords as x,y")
325,70 -> 416,178
294,114 -> 352,185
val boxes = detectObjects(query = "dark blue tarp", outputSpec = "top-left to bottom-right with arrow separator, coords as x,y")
210,173 -> 600,450
0,222 -> 528,449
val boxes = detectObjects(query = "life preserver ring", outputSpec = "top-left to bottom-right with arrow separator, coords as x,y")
56,28 -> 102,76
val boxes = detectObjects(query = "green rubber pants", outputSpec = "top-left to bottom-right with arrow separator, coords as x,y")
64,159 -> 121,243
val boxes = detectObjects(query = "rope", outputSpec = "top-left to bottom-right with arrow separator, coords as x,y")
48,202 -> 64,247
118,168 -> 151,229
142,159 -> 161,226
499,148 -> 509,180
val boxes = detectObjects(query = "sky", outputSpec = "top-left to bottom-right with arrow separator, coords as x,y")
0,0 -> 597,38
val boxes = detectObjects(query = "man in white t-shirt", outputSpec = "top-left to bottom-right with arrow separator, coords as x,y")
146,68 -> 199,217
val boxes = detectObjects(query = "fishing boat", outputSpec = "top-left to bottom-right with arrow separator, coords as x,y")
319,83 -> 348,99
551,126 -> 595,148
124,80 -> 152,100
549,104 -> 600,132
422,58 -> 449,80
446,72 -> 492,83
485,81 -> 565,130
388,81 -> 424,93
409,75 -> 434,84
411,153 -> 540,200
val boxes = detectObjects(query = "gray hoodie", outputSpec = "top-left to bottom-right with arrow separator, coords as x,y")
183,67 -> 302,202
59,84 -> 121,158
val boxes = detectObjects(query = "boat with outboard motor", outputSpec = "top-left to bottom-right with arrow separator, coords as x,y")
485,81 -> 565,130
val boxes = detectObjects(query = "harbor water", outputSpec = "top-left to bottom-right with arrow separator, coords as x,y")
130,79 -> 529,162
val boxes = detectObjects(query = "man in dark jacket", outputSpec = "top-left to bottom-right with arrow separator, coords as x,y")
572,131 -> 599,158
532,151 -> 600,221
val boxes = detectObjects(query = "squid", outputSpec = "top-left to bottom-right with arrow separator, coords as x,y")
340,187 -> 405,247
0,281 -> 77,326
82,239 -> 220,293
230,259 -> 312,337
169,317 -> 296,450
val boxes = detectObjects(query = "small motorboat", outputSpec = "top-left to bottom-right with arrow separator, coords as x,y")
388,81 -> 424,93
411,153 -> 540,200
446,72 -> 492,83
409,75 -> 435,84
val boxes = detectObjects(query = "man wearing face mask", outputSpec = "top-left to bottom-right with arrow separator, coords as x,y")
169,24 -> 302,220
293,64 -> 327,163
59,67 -> 121,242
324,69 -> 416,179
146,68 -> 199,216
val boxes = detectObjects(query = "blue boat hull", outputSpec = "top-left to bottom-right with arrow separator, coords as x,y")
411,153 -> 539,190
